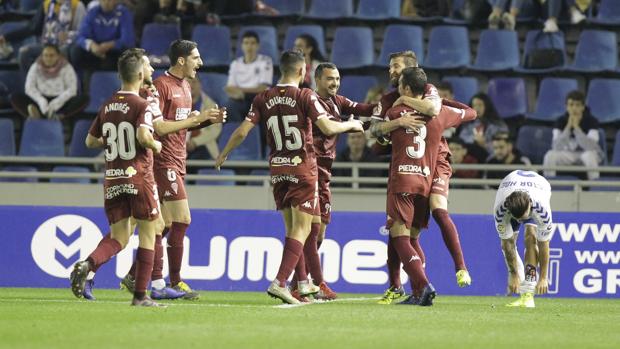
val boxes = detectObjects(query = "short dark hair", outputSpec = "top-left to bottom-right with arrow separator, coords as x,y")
505,191 -> 531,219
566,90 -> 585,104
279,50 -> 305,75
447,137 -> 466,148
117,49 -> 144,83
168,39 -> 197,67
399,67 -> 427,96
389,50 -> 418,67
42,43 -> 60,53
437,81 -> 453,94
242,31 -> 260,44
315,62 -> 337,80
492,131 -> 513,143
297,34 -> 325,61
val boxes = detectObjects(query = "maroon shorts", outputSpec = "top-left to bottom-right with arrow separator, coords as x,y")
317,158 -> 333,224
154,167 -> 187,201
104,183 -> 160,224
386,193 -> 430,230
271,173 -> 319,216
431,150 -> 452,198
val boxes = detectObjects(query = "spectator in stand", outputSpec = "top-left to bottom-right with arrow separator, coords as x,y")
402,0 -> 451,18
187,75 -> 221,160
10,43 -> 88,120
448,137 -> 481,179
543,90 -> 602,180
485,132 -> 531,180
294,34 -> 325,90
543,0 -> 593,32
225,31 -> 272,122
0,0 -> 86,70
458,92 -> 508,162
334,132 -> 386,188
70,0 -> 134,86
487,0 -> 522,30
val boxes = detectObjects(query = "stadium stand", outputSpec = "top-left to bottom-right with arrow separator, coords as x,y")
339,75 -> 378,104
140,23 -> 181,57
50,166 -> 90,184
196,168 -> 235,186
0,118 -> 15,156
527,78 -> 578,122
471,30 -> 520,71
487,77 -> 527,119
441,76 -> 478,104
568,30 -> 617,73
236,26 -> 278,64
356,0 -> 400,20
283,25 -> 326,57
424,26 -> 470,69
262,0 -> 305,16
18,119 -> 64,157
330,27 -> 374,69
192,25 -> 232,67
68,119 -> 102,158
516,125 -> 553,164
376,25 -> 424,66
84,72 -> 121,114
308,0 -> 353,19
586,79 -> 620,124
217,122 -> 261,160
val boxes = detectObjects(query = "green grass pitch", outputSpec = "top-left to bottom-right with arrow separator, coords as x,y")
0,288 -> 618,349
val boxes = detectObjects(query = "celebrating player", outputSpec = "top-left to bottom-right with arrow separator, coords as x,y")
215,50 -> 364,304
494,170 -> 554,308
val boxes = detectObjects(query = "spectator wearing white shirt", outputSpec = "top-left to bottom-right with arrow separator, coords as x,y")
225,31 -> 272,122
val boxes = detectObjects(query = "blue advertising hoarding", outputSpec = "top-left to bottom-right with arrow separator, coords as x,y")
0,206 -> 618,298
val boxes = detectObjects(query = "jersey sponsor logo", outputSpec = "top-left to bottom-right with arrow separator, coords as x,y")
171,182 -> 179,194
301,201 -> 313,209
151,207 -> 158,215
105,183 -> 139,199
105,166 -> 138,179
324,203 -> 332,214
397,164 -> 431,177
271,174 -> 299,184
104,102 -> 129,114
175,107 -> 191,120
31,215 -> 103,277
497,224 -> 506,233
265,96 -> 297,110
433,177 -> 446,186
271,156 -> 302,167
164,190 -> 172,197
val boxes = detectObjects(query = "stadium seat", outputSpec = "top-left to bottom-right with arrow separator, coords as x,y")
597,128 -> 608,165
247,169 -> 270,186
591,0 -> 620,25
51,166 -> 91,184
19,0 -> 40,13
308,0 -> 353,19
471,30 -> 520,71
487,78 -> 527,119
0,118 -> 15,156
192,25 -> 231,67
356,0 -> 400,20
546,175 -> 579,191
0,21 -> 34,62
527,78 -> 578,122
441,76 -> 479,104
69,119 -> 102,157
141,23 -> 181,56
339,76 -> 378,104
589,177 -> 620,192
424,26 -> 470,69
237,26 -> 278,64
283,25 -> 326,58
261,0 -> 305,16
586,79 -> 620,124
218,122 -> 261,160
612,130 -> 620,166
567,30 -> 617,73
376,25 -> 424,66
19,119 -> 64,157
197,73 -> 229,107
85,71 -> 120,114
330,27 -> 374,69
0,70 -> 23,94
196,168 -> 235,186
515,125 -> 553,164
0,166 -> 37,182
515,30 -> 566,73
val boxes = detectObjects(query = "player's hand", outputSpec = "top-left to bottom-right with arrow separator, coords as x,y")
348,119 -> 364,133
536,278 -> 548,295
507,272 -> 520,295
215,154 -> 227,170
398,113 -> 426,130
200,105 -> 227,124
152,140 -> 162,154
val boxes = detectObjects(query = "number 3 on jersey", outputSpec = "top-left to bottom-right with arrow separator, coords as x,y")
406,126 -> 426,159
267,115 -> 302,151
102,121 -> 136,161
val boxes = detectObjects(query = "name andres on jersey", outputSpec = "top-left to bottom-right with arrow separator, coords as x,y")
105,103 -> 130,114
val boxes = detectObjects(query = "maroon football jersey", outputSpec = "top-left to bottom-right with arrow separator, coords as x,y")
88,91 -> 156,197
139,86 -> 164,122
373,83 -> 441,121
313,94 -> 376,159
152,72 -> 193,174
387,102 -> 476,195
246,84 -> 328,176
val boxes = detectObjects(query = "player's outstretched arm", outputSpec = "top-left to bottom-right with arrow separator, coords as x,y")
315,118 -> 364,136
85,134 -> 104,149
137,126 -> 162,154
536,240 -> 550,294
393,95 -> 440,117
215,120 -> 255,170
369,114 -> 426,138
501,237 -> 521,294
153,108 -> 224,136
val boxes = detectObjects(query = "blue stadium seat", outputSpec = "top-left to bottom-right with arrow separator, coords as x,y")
247,169 -> 270,186
85,71 -> 120,114
613,130 -> 620,166
0,70 -> 24,94
218,122 -> 261,160
141,23 -> 181,56
19,0 -> 41,13
546,175 -> 579,191
0,166 -> 37,183
237,26 -> 278,64
330,27 -> 374,69
376,25 -> 424,66
192,25 -> 231,67
51,166 -> 91,184
515,30 -> 566,73
424,26 -> 470,69
356,0 -> 400,20
69,119 -> 102,157
308,0 -> 353,19
196,168 -> 235,186
591,0 -> 620,25
527,78 -> 578,122
339,76 -> 378,104
19,119 -> 64,157
441,76 -> 479,104
586,79 -> 620,124
197,73 -> 229,107
487,78 -> 527,119
0,21 -> 34,62
589,177 -> 620,192
0,118 -> 15,156
567,30 -> 617,73
262,0 -> 305,15
283,25 -> 326,58
515,125 -> 553,164
598,128 -> 608,165
471,30 -> 520,71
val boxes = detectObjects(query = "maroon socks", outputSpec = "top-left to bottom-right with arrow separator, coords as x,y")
275,238 -> 304,287
167,222 -> 188,286
432,209 -> 467,271
133,247 -> 154,300
392,235 -> 429,296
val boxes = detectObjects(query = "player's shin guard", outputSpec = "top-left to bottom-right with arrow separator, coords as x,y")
134,247 -> 155,300
392,236 -> 429,296
387,236 -> 402,288
167,222 -> 188,287
304,223 -> 324,285
87,236 -> 122,272
432,209 -> 467,271
275,238 -> 304,287
410,237 -> 425,267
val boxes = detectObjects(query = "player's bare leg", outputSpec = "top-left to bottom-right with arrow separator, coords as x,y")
430,193 -> 470,287
131,218 -> 166,307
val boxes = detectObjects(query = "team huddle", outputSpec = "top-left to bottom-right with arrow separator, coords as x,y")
70,40 -> 556,308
